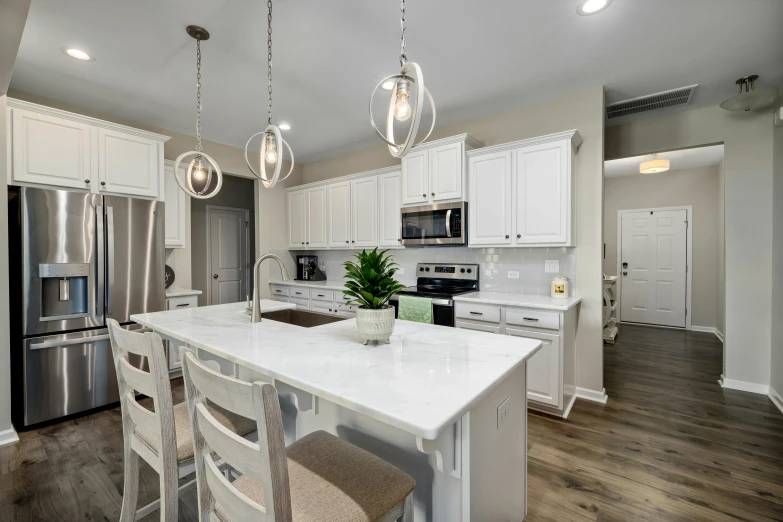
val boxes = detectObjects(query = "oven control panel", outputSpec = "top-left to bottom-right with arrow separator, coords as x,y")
416,263 -> 479,281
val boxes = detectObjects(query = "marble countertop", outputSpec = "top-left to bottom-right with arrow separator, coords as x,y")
131,301 -> 541,439
454,292 -> 582,311
269,279 -> 349,291
165,288 -> 203,298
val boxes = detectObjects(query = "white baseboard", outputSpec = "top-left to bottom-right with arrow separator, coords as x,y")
562,393 -> 578,419
769,387 -> 783,415
576,387 -> 608,404
719,375 -> 770,395
714,328 -> 724,343
689,325 -> 725,343
0,428 -> 19,447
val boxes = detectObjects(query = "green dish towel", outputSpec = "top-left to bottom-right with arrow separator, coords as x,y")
398,295 -> 433,324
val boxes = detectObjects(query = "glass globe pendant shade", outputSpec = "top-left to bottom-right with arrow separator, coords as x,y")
639,159 -> 670,174
369,62 -> 436,159
720,90 -> 775,112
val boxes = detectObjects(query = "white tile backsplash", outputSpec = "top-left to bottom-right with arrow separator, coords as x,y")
271,247 -> 576,297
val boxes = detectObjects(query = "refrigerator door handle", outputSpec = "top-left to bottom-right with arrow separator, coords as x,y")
106,206 -> 115,315
95,205 -> 105,319
30,334 -> 111,350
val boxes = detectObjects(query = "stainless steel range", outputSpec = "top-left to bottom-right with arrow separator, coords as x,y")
8,187 -> 166,427
389,263 -> 479,327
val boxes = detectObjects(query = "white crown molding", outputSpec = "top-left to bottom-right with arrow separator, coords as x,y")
0,428 -> 19,447
769,387 -> 783,415
7,98 -> 170,143
575,386 -> 608,404
719,375 -> 770,395
466,129 -> 582,158
288,165 -> 401,192
411,133 -> 483,152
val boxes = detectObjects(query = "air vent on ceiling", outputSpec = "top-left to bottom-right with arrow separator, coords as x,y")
606,85 -> 698,119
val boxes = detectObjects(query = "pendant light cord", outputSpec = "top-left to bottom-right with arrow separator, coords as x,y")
196,38 -> 203,154
399,0 -> 407,66
267,0 -> 273,125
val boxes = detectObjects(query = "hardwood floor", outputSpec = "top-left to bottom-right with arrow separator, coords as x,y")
1,324 -> 782,521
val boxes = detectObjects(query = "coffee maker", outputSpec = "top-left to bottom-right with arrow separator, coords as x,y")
296,255 -> 326,281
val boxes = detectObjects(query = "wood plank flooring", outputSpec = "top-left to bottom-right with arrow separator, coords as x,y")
1,323 -> 782,521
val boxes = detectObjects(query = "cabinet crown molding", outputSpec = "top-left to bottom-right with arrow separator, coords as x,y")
466,130 -> 582,158
411,133 -> 483,152
287,165 -> 400,193
7,98 -> 171,143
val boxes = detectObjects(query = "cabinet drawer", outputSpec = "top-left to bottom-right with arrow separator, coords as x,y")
455,302 -> 501,323
505,309 -> 560,331
310,303 -> 334,314
167,295 -> 198,310
455,320 -> 501,334
270,285 -> 290,297
337,304 -> 358,318
289,297 -> 310,310
311,290 -> 335,303
289,287 -> 310,299
271,296 -> 288,303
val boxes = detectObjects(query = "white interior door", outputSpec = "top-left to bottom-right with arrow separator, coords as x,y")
209,208 -> 248,305
620,209 -> 687,327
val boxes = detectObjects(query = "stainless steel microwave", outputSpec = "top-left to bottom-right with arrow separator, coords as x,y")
400,202 -> 467,246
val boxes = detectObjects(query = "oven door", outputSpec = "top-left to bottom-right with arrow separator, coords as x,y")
389,297 -> 455,327
400,202 -> 466,246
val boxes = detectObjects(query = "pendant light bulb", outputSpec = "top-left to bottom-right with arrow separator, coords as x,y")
193,159 -> 206,181
394,95 -> 412,121
264,135 -> 278,163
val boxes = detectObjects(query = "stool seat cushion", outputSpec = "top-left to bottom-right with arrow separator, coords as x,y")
136,401 -> 256,462
219,430 -> 415,522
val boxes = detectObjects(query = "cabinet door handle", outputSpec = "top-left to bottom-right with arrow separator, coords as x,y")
84,179 -> 90,184
422,193 -> 426,197
176,303 -> 190,308
346,240 -> 349,243
317,294 -> 325,297
100,181 -> 106,186
517,234 -> 521,239
523,317 -> 539,322
505,235 -> 509,239
431,192 -> 435,196
469,311 -> 483,315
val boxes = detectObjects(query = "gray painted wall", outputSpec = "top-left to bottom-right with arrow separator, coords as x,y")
772,84 -> 783,398
604,164 -> 722,329
191,174 -> 256,307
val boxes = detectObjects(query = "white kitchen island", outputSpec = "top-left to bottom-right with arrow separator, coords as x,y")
131,301 -> 542,521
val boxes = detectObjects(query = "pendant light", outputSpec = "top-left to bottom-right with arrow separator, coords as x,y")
173,25 -> 223,199
245,0 -> 294,189
369,0 -> 436,159
720,75 -> 774,112
639,153 -> 670,174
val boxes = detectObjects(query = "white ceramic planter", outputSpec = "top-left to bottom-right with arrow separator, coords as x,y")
355,306 -> 396,345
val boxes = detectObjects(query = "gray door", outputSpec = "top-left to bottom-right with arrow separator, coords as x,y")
20,187 -> 104,336
103,195 -> 166,323
208,207 -> 248,304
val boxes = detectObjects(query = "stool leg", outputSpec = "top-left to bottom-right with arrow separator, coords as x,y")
119,445 -> 139,522
158,462 -> 179,521
401,492 -> 414,522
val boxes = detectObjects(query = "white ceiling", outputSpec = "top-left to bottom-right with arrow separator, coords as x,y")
9,0 -> 783,163
604,144 -> 724,178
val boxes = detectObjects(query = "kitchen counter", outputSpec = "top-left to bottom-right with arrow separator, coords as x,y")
454,291 -> 582,310
132,300 -> 538,520
165,287 -> 203,298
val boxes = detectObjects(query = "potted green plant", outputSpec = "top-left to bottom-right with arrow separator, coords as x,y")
343,248 -> 407,344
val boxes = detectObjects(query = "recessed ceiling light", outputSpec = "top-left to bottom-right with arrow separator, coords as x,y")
62,47 -> 95,61
279,123 -> 291,130
381,80 -> 396,90
577,0 -> 612,16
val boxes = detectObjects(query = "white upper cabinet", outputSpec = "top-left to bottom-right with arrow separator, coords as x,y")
164,161 -> 188,248
6,99 -> 169,198
97,128 -> 160,198
288,190 -> 306,248
468,130 -> 581,248
306,186 -> 328,248
514,141 -> 569,245
378,171 -> 402,247
10,107 -> 92,189
468,151 -> 513,245
400,134 -> 481,206
351,177 -> 378,247
401,149 -> 429,205
327,182 -> 351,248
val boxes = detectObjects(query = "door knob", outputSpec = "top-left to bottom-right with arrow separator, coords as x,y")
213,274 -> 218,279
622,271 -> 628,276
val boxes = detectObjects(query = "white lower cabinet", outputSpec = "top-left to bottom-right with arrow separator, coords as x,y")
310,302 -> 334,314
455,301 -> 578,418
269,284 -> 352,318
165,295 -> 199,373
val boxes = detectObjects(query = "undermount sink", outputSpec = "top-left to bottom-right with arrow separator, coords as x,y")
261,308 -> 348,328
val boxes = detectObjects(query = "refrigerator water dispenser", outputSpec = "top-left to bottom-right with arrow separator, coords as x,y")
39,263 -> 89,320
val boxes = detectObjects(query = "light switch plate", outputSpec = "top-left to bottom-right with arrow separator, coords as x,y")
545,260 -> 560,273
507,271 -> 519,279
497,396 -> 510,429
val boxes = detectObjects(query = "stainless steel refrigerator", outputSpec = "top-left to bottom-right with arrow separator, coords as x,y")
8,186 -> 165,427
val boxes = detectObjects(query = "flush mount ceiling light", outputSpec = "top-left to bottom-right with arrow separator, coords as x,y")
577,0 -> 612,16
173,25 -> 223,199
640,153 -> 670,174
369,0 -> 436,159
720,75 -> 775,112
62,47 -> 94,61
245,0 -> 294,189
